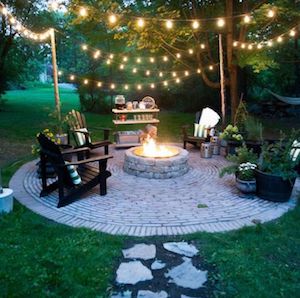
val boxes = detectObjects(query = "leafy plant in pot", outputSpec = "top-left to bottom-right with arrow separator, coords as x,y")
256,132 -> 300,202
220,145 -> 258,194
244,117 -> 263,155
219,124 -> 244,155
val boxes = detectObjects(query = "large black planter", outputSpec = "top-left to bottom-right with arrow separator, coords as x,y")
255,170 -> 296,202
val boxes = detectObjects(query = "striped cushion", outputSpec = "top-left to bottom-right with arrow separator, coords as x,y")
291,140 -> 300,162
66,165 -> 82,185
74,128 -> 91,146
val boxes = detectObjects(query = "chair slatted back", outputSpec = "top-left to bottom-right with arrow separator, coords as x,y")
38,134 -> 73,186
68,110 -> 87,130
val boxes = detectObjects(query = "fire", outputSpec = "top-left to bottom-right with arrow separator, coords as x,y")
135,135 -> 179,158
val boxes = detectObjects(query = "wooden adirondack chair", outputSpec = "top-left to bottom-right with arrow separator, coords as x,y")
182,111 -> 206,149
38,133 -> 113,208
67,110 -> 111,154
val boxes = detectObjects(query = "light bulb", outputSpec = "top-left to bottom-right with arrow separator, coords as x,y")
124,84 -> 129,90
111,84 -> 115,89
132,68 -> 137,73
188,49 -> 194,55
166,20 -> 173,29
123,56 -> 128,62
267,9 -> 275,18
9,17 -> 16,24
150,83 -> 155,89
84,79 -> 88,85
109,54 -> 114,59
82,44 -> 88,50
106,59 -> 111,65
290,29 -> 296,37
176,78 -> 181,83
176,53 -> 181,59
97,82 -> 102,87
119,64 -> 124,70
200,44 -> 205,49
137,18 -> 144,28
267,40 -> 273,47
146,70 -> 150,76
277,36 -> 283,43
192,20 -> 200,29
109,14 -> 117,24
58,71 -> 62,76
241,43 -> 246,49
79,7 -> 87,17
233,41 -> 238,47
163,81 -> 168,86
172,72 -> 177,77
163,56 -> 168,62
185,71 -> 189,76
217,18 -> 225,27
244,15 -> 251,24
257,44 -> 263,49
136,58 -> 141,63
248,44 -> 253,50
150,57 -> 155,63
209,65 -> 213,70
70,75 -> 75,80
197,69 -> 201,74
159,72 -> 163,77
137,84 -> 142,90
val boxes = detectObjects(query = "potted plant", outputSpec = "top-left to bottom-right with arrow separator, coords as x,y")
220,145 -> 258,194
48,109 -> 68,145
256,132 -> 300,202
219,124 -> 244,155
244,117 -> 263,155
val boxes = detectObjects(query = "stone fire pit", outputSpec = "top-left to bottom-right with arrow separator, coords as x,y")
123,146 -> 189,179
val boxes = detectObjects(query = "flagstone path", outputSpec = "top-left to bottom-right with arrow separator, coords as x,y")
112,241 -> 212,298
10,145 -> 298,236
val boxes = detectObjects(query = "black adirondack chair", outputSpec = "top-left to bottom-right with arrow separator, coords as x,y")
182,111 -> 206,149
38,133 -> 113,208
67,109 -> 111,154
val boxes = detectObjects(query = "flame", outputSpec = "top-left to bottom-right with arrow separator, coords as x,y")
137,135 -> 178,158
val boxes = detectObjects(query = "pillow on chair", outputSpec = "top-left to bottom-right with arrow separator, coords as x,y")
66,164 -> 82,185
74,128 -> 91,146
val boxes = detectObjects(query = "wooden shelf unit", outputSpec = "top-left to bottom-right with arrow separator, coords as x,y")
112,108 -> 160,148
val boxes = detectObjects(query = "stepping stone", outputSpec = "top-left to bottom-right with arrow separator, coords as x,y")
151,260 -> 166,270
122,244 -> 156,260
165,257 -> 207,289
163,242 -> 199,257
137,290 -> 168,298
116,261 -> 153,285
111,291 -> 132,298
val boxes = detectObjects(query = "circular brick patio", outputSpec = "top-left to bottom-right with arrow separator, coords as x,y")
10,145 -> 298,236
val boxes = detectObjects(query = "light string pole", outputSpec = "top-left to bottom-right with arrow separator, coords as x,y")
219,34 -> 226,128
50,28 -> 62,129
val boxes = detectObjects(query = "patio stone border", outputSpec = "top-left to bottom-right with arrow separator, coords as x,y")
9,146 -> 299,236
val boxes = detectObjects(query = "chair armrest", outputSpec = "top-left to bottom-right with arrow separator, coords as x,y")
65,155 -> 113,166
89,127 -> 112,131
61,147 -> 91,155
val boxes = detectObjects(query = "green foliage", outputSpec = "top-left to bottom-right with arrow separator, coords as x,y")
238,162 -> 257,181
244,117 -> 263,141
234,101 -> 248,131
259,131 -> 300,180
220,125 -> 243,142
220,145 -> 258,178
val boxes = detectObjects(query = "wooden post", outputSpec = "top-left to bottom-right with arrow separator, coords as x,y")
50,28 -> 61,124
219,34 -> 226,128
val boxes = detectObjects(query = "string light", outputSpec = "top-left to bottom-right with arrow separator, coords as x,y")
146,70 -> 151,76
166,20 -> 173,29
132,68 -> 137,73
163,81 -> 168,86
94,50 -> 101,59
70,75 -> 75,80
248,44 -> 253,50
172,72 -> 177,77
176,53 -> 181,59
200,44 -> 206,49
267,9 -> 275,18
159,72 -> 163,77
290,29 -> 296,37
137,84 -> 142,90
120,64 -> 125,70
124,84 -> 129,90
233,41 -> 238,47
150,57 -> 155,63
123,56 -> 128,62
192,20 -> 200,29
188,49 -> 194,55
109,14 -> 117,24
79,7 -> 87,17
58,70 -> 63,76
197,69 -> 201,74
244,15 -> 251,24
106,59 -> 111,65
84,79 -> 88,85
97,82 -> 102,87
267,40 -> 273,47
176,78 -> 181,84
184,70 -> 189,76
163,56 -> 168,62
277,36 -> 283,43
217,18 -> 225,28
257,44 -> 263,49
137,18 -> 145,28
150,83 -> 155,89
136,57 -> 141,63
109,53 -> 114,59
111,83 -> 116,89
209,65 -> 213,70
82,44 -> 88,50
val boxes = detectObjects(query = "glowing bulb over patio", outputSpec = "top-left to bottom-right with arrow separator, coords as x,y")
176,78 -> 181,83
244,15 -> 251,23
217,18 -> 225,27
111,83 -> 115,89
188,49 -> 194,55
136,57 -> 141,63
166,20 -> 173,29
290,29 -> 296,37
192,20 -> 200,29
184,70 -> 189,76
84,79 -> 88,85
120,64 -> 124,70
146,70 -> 150,76
176,53 -> 181,59
150,57 -> 155,63
150,83 -> 155,89
82,44 -> 88,50
124,84 -> 129,90
132,68 -> 137,73
97,82 -> 102,87
137,84 -> 142,90
123,56 -> 128,62
163,56 -> 168,62
163,81 -> 168,86
70,75 -> 75,80
277,36 -> 283,43
137,18 -> 145,28
200,44 -> 205,49
267,9 -> 275,18
109,14 -> 117,24
159,72 -> 163,77
79,7 -> 87,17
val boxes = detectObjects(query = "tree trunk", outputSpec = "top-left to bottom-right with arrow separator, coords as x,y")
226,0 -> 239,122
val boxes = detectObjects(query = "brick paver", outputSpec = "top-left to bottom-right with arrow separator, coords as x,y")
9,145 -> 298,236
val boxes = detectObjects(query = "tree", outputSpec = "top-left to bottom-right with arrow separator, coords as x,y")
71,0 -> 300,121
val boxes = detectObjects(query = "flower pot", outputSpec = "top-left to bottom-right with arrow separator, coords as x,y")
255,170 -> 296,202
56,133 -> 68,145
0,188 -> 13,214
227,141 -> 242,155
236,178 -> 256,194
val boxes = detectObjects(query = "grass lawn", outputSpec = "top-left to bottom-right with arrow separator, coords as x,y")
0,87 -> 299,297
